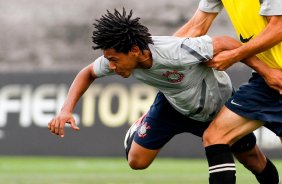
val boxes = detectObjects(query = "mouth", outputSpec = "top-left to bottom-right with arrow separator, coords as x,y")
113,69 -> 130,78
117,71 -> 130,78
115,70 -> 122,75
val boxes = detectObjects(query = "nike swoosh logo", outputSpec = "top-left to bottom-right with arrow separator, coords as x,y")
231,99 -> 242,107
240,34 -> 254,43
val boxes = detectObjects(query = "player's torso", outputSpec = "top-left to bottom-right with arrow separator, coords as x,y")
134,36 -> 212,91
133,54 -> 232,122
221,0 -> 282,68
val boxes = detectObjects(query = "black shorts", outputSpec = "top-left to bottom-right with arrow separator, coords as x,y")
134,91 -> 256,152
225,72 -> 282,136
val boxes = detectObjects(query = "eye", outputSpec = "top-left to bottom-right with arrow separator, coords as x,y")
109,58 -> 118,63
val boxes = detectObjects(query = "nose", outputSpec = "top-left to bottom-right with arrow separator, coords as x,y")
108,62 -> 116,70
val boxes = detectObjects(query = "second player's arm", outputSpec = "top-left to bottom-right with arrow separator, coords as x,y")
211,36 -> 282,93
226,16 -> 282,63
211,16 -> 282,70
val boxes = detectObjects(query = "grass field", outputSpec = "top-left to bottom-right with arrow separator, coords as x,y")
0,157 -> 281,184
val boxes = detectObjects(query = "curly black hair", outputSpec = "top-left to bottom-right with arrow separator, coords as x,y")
92,8 -> 153,53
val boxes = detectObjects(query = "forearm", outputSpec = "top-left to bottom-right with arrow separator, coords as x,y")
61,65 -> 96,113
213,36 -> 269,76
241,56 -> 269,77
231,16 -> 282,61
212,36 -> 271,74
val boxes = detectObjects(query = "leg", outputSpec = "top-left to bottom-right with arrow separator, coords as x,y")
127,140 -> 160,170
233,143 -> 280,184
124,113 -> 159,169
233,145 -> 266,173
205,73 -> 282,183
203,106 -> 263,147
124,92 -> 181,170
203,106 -> 263,184
231,132 -> 266,173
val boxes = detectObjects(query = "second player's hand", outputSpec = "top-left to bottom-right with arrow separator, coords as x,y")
263,68 -> 282,95
206,50 -> 237,71
48,111 -> 80,138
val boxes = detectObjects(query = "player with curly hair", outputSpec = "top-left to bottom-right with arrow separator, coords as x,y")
48,8 -> 280,183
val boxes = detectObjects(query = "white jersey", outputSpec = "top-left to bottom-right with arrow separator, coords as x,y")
93,35 -> 232,122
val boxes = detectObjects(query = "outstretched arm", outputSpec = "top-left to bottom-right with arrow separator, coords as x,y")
48,63 -> 97,137
209,36 -> 282,94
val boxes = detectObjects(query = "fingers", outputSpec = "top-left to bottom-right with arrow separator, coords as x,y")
273,85 -> 282,95
205,61 -> 224,71
274,88 -> 282,95
48,116 -> 79,138
205,58 -> 234,71
264,72 -> 282,94
205,61 -> 213,67
48,118 -> 62,137
69,119 -> 80,131
48,118 -> 57,136
59,120 -> 65,138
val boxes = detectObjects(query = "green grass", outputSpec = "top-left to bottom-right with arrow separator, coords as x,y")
0,157 -> 281,184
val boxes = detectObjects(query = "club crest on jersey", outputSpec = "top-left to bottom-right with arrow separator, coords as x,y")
162,70 -> 184,83
138,122 -> 150,138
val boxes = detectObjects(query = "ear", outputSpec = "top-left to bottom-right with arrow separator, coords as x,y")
130,45 -> 141,56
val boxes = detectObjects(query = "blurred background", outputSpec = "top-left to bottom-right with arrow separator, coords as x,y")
0,1 -> 281,183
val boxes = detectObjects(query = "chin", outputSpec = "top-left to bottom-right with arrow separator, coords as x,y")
119,72 -> 131,78
122,75 -> 130,78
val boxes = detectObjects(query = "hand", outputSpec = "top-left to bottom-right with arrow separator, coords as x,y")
206,50 -> 238,70
262,68 -> 282,94
48,111 -> 80,138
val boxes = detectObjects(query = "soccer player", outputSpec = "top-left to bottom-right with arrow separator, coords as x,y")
174,0 -> 282,183
48,8 -> 280,183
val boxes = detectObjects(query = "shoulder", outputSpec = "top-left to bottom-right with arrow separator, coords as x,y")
151,36 -> 186,55
150,35 -> 213,63
92,56 -> 113,77
151,36 -> 185,45
151,36 -> 212,49
149,36 -> 185,64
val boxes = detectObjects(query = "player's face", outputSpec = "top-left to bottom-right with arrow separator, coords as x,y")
103,48 -> 138,78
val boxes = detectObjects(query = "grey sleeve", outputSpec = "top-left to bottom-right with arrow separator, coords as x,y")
92,56 -> 114,77
198,0 -> 223,13
180,35 -> 214,64
260,0 -> 282,16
